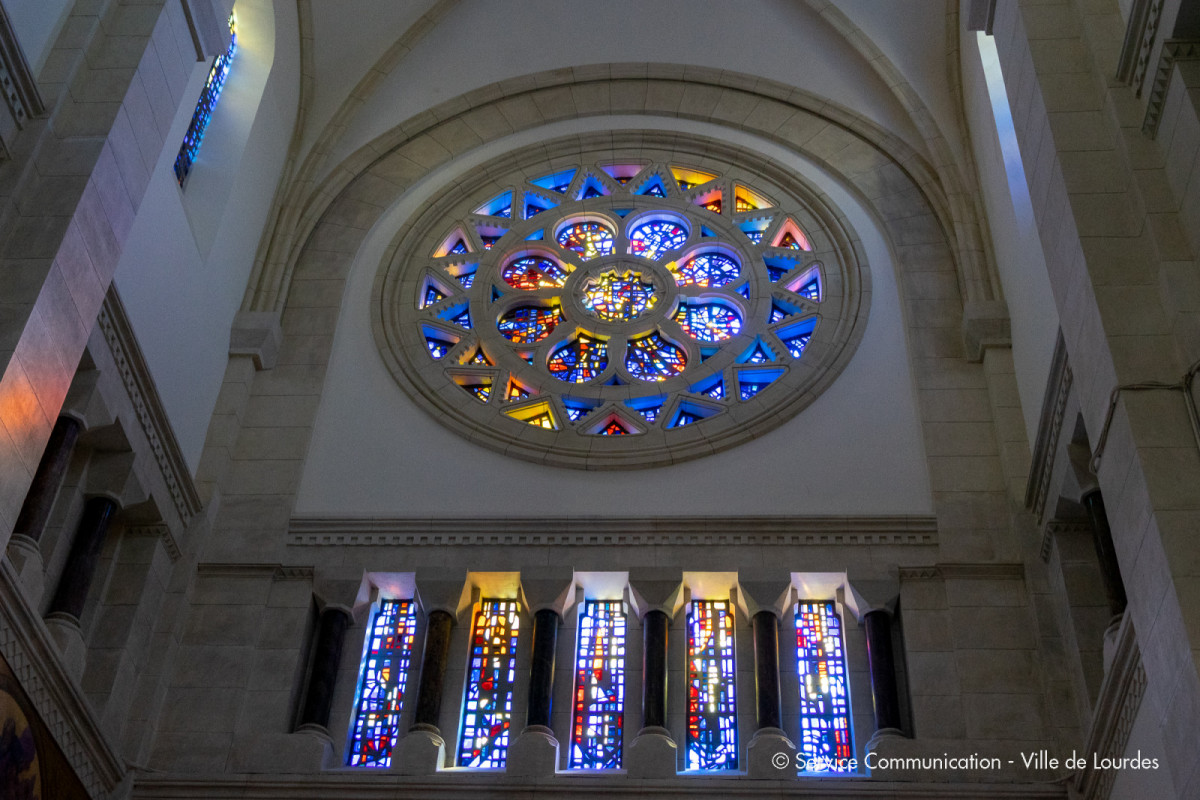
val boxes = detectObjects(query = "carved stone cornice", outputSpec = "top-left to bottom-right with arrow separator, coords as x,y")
1075,614 -> 1145,800
1142,38 -> 1200,137
125,524 -> 182,563
1026,335 -> 1072,520
1118,0 -> 1164,89
97,290 -> 203,526
0,1 -> 44,159
196,563 -> 315,581
287,515 -> 939,548
0,561 -> 124,797
1039,519 -> 1092,563
899,563 -> 1025,581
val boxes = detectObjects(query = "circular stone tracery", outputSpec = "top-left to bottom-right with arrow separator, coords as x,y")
376,139 -> 869,469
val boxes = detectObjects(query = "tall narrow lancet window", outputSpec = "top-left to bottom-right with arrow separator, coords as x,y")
569,600 -> 626,769
459,599 -> 521,768
794,601 -> 853,770
346,599 -> 418,767
173,11 -> 237,185
686,599 -> 737,770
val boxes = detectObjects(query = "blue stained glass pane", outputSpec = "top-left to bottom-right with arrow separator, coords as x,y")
497,306 -> 562,344
646,183 -> 666,197
570,600 -> 626,769
424,286 -> 446,307
449,239 -> 469,255
448,307 -> 472,329
549,335 -> 608,383
481,235 -> 501,250
767,265 -> 786,282
795,602 -> 854,772
459,600 -> 520,768
628,220 -> 688,261
347,600 -> 418,768
674,253 -> 740,288
426,338 -> 451,359
796,277 -> 820,300
672,410 -> 702,427
783,333 -> 811,358
625,333 -> 686,382
582,186 -> 605,199
687,600 -> 738,770
557,222 -> 615,260
174,14 -> 237,185
674,304 -> 742,343
502,256 -> 569,290
566,407 -> 587,422
746,230 -> 763,244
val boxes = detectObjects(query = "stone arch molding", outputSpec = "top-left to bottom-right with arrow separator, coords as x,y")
267,65 -> 971,476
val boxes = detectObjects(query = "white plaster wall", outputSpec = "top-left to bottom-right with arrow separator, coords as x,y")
304,0 -> 927,186
113,0 -> 300,472
296,116 -> 933,517
963,29 -> 1059,446
6,0 -> 72,77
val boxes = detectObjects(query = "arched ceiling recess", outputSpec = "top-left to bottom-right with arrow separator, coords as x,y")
247,64 -> 969,325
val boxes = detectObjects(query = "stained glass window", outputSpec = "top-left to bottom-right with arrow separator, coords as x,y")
674,253 -> 740,288
347,600 -> 418,768
782,332 -> 811,358
687,600 -> 737,771
396,158 -> 851,463
569,600 -> 626,769
557,221 -> 615,260
628,220 -> 688,260
794,602 -> 853,771
459,599 -> 521,768
581,271 -> 658,321
174,13 -> 237,185
625,333 -> 686,381
502,256 -> 569,290
497,306 -> 562,343
674,303 -> 742,342
549,335 -> 608,382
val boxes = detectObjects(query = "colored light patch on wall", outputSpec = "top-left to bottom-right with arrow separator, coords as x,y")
686,600 -> 738,771
570,601 -> 627,769
794,602 -> 853,772
347,600 -> 418,768
459,600 -> 521,768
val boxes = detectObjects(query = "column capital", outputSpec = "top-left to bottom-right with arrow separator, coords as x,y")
628,569 -> 682,618
739,575 -> 795,618
520,570 -> 574,616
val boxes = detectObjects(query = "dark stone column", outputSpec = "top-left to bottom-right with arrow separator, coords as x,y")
752,610 -> 782,731
863,609 -> 903,733
641,609 -> 669,728
1082,491 -> 1127,616
412,609 -> 455,731
14,416 -> 82,542
46,496 -> 116,621
526,608 -> 559,728
297,605 -> 352,730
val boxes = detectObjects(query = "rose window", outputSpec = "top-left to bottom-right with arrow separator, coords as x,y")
378,150 -> 867,468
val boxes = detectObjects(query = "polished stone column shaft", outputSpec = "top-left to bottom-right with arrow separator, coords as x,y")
863,609 -> 902,732
642,609 -> 669,728
526,608 -> 559,728
1083,490 -> 1127,616
412,609 -> 455,730
752,610 -> 783,731
298,606 -> 352,730
14,416 -> 81,542
46,496 -> 116,620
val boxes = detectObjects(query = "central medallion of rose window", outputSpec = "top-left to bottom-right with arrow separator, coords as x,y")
580,269 -> 658,322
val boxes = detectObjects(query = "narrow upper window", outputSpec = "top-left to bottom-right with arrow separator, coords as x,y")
346,599 -> 418,767
174,11 -> 237,185
459,599 -> 520,768
569,599 -> 626,769
686,599 -> 737,770
794,601 -> 853,771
